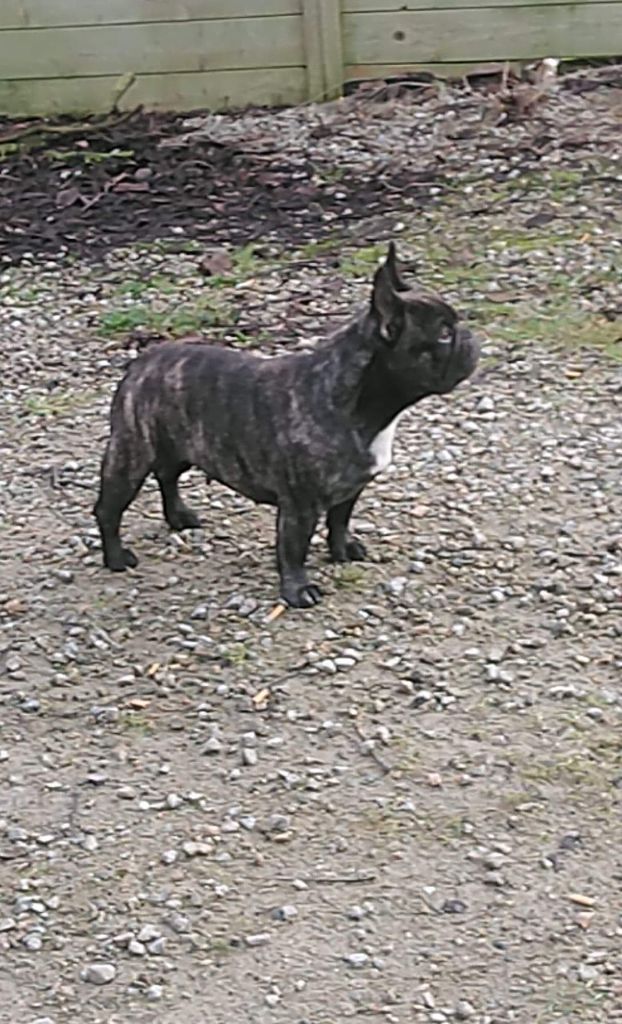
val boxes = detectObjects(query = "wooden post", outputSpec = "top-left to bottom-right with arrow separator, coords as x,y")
302,0 -> 344,102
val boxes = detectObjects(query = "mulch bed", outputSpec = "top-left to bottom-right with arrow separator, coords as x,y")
0,109 -> 433,264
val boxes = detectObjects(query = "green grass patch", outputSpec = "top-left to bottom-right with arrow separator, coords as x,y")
44,147 -> 134,166
339,244 -> 388,278
98,296 -> 237,339
22,390 -> 95,418
334,564 -> 367,590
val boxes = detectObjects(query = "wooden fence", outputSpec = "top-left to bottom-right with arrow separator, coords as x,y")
0,0 -> 620,117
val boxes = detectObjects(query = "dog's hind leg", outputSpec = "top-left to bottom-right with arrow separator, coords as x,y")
155,462 -> 202,532
94,438 -> 151,572
326,490 -> 367,563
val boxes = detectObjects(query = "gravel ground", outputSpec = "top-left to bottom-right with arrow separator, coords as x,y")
1,69 -> 621,1024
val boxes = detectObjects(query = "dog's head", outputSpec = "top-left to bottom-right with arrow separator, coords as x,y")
370,243 -> 480,398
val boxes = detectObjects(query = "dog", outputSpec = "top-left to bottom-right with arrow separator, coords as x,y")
94,244 -> 480,607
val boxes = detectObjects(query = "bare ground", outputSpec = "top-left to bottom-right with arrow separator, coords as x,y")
1,68 -> 621,1024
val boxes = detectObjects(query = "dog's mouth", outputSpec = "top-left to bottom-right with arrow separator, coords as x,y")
438,329 -> 480,391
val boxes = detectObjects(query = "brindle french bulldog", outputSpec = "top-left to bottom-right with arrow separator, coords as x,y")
94,244 -> 480,607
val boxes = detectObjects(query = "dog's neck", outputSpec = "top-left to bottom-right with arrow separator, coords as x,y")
316,311 -> 422,442
354,358 -> 420,441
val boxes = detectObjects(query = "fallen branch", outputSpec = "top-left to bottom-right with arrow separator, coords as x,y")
0,109 -> 138,146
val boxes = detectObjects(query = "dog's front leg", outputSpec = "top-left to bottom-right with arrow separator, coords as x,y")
276,501 -> 321,608
327,489 -> 367,563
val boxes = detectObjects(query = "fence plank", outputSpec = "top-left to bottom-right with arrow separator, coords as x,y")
344,5 -> 622,62
345,0 -> 608,9
0,68 -> 306,117
0,18 -> 304,80
0,1 -> 301,30
302,0 -> 344,100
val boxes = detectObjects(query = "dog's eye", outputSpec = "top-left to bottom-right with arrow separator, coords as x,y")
437,325 -> 454,345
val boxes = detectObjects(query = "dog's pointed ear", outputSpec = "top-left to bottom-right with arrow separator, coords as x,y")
385,242 -> 409,292
372,254 -> 404,345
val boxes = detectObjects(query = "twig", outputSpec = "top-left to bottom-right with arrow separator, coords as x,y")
353,722 -> 393,775
109,72 -> 136,114
0,109 -> 137,146
274,873 -> 377,885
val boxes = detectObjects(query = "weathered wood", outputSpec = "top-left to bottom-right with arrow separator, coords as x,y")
0,18 -> 304,80
1,0 -> 621,120
344,5 -> 622,63
0,1 -> 301,30
302,0 -> 344,100
345,0 -> 606,9
0,68 -> 307,117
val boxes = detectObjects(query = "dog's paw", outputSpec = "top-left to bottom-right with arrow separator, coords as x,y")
330,537 -> 368,563
281,583 -> 322,608
167,508 -> 202,531
345,538 -> 367,561
122,547 -> 139,568
104,547 -> 138,571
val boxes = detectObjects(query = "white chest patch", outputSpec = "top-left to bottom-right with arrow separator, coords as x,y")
369,414 -> 402,475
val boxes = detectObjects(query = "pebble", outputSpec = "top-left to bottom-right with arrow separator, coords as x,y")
190,603 -> 209,620
82,962 -> 117,985
483,851 -> 506,871
272,904 -> 298,921
384,576 -> 408,596
204,736 -> 223,755
578,963 -> 599,983
182,840 -> 211,857
344,952 -> 369,968
149,937 -> 167,955
266,813 -> 290,833
116,785 -> 136,800
137,924 -> 161,943
244,932 -> 271,947
455,1000 -> 477,1020
442,899 -> 467,914
54,569 -> 74,583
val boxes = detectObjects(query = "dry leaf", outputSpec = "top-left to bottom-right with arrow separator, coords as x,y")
146,662 -> 160,678
199,248 -> 233,277
56,186 -> 81,209
252,687 -> 270,707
